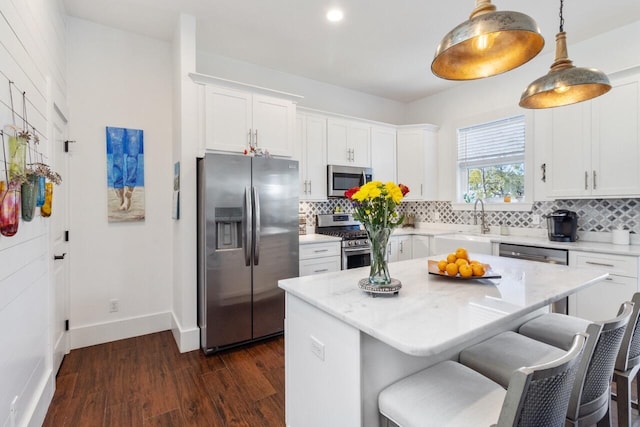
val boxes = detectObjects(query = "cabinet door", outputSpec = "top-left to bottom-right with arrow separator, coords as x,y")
387,237 -> 398,263
253,94 -> 295,157
205,86 -> 252,153
548,102 -> 591,198
397,236 -> 412,261
371,126 -> 397,183
296,115 -> 307,196
299,256 -> 341,276
327,119 -> 350,165
349,122 -> 371,167
574,275 -> 637,322
591,78 -> 640,197
304,115 -> 328,200
412,235 -> 431,258
397,130 -> 425,200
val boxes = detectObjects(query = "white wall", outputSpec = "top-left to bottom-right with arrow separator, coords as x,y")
0,0 -> 66,425
66,18 -> 174,348
405,21 -> 640,202
197,51 -> 407,124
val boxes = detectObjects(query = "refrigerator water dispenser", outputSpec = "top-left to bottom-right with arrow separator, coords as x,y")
215,207 -> 242,250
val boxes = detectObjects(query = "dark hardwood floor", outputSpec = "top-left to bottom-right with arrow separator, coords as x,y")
43,331 -> 285,426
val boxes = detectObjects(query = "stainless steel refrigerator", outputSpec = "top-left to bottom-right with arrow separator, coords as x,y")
197,153 -> 299,353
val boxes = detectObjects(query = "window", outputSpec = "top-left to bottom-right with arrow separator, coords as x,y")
457,115 -> 526,203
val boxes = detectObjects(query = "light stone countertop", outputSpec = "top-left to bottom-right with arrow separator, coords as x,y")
298,234 -> 342,245
278,255 -> 608,356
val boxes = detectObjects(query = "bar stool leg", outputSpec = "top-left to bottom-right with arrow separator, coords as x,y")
616,373 -> 632,427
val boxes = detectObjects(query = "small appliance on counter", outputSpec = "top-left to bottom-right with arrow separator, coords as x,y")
402,213 -> 415,228
546,209 -> 578,242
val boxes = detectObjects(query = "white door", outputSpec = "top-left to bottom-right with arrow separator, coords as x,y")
51,104 -> 69,373
252,94 -> 295,157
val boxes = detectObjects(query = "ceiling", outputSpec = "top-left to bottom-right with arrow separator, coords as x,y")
62,0 -> 640,103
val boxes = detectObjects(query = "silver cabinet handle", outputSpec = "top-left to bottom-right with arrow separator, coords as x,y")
314,249 -> 329,253
248,129 -> 253,147
303,180 -> 309,194
254,129 -> 258,147
314,269 -> 329,273
308,180 -> 311,194
585,261 -> 615,268
400,241 -> 404,253
593,170 -> 597,190
585,171 -> 588,190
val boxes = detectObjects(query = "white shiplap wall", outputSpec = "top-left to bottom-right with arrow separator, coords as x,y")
0,0 -> 66,426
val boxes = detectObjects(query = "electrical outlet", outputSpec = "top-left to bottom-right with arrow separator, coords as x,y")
433,211 -> 440,221
532,214 -> 541,225
109,299 -> 119,313
310,335 -> 325,361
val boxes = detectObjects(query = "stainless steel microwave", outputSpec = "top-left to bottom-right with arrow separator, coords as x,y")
327,165 -> 373,197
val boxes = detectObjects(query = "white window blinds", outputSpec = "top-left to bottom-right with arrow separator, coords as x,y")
457,115 -> 525,165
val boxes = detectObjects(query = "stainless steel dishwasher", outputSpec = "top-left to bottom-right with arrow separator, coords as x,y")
498,243 -> 569,313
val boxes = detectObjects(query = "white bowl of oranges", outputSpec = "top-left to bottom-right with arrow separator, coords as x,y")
434,247 -> 486,278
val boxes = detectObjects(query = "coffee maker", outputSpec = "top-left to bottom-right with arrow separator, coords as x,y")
546,210 -> 578,242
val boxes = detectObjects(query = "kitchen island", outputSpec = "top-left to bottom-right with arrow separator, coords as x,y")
278,254 -> 609,427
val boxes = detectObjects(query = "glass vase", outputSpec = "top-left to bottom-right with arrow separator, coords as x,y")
41,182 -> 53,218
4,126 -> 27,181
36,175 -> 45,207
0,181 -> 21,237
364,223 -> 392,285
21,175 -> 38,221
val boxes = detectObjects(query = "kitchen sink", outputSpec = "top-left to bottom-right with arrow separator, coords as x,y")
433,233 -> 495,256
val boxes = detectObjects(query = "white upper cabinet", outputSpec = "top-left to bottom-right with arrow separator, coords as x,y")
297,112 -> 328,200
547,74 -> 640,198
327,118 -> 371,167
371,125 -> 397,183
191,73 -> 302,157
397,125 -> 439,200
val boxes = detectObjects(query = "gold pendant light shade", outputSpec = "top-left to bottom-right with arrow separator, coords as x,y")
519,32 -> 611,108
431,0 -> 544,80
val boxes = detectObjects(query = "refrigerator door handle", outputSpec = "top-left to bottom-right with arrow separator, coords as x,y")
253,186 -> 261,265
244,186 -> 252,266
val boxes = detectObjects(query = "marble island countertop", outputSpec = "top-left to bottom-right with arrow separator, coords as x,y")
278,255 -> 608,357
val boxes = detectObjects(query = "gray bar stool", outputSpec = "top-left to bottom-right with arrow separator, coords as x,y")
378,333 -> 587,427
613,293 -> 640,427
461,301 -> 633,427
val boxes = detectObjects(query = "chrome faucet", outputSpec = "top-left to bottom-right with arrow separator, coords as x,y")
474,199 -> 490,234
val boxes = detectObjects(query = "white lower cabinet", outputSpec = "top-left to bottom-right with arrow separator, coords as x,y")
569,251 -> 639,321
411,235 -> 431,258
388,235 -> 412,262
299,241 -> 341,276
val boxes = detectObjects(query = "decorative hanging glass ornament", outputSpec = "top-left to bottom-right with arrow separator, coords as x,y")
41,181 -> 53,217
0,180 -> 21,236
21,174 -> 38,221
431,0 -> 544,80
36,175 -> 45,207
4,125 -> 26,181
519,0 -> 611,108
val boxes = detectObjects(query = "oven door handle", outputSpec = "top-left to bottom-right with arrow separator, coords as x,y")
343,247 -> 371,255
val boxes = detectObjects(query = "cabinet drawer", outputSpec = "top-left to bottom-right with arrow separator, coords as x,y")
570,251 -> 639,278
300,242 -> 341,260
299,257 -> 341,276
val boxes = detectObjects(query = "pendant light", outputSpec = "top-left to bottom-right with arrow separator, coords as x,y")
519,0 -> 611,109
431,0 -> 544,80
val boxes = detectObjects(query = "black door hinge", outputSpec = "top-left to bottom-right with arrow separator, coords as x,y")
65,319 -> 69,331
65,230 -> 69,242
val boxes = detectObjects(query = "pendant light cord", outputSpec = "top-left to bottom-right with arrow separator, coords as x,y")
559,0 -> 565,32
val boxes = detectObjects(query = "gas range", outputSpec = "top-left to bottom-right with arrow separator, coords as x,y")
315,214 -> 369,248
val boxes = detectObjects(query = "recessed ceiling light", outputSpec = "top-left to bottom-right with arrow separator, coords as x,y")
326,9 -> 344,22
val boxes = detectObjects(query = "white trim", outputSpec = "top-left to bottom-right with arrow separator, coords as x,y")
189,72 -> 304,103
451,202 -> 533,212
171,312 -> 200,353
69,312 -> 172,349
27,371 -> 54,427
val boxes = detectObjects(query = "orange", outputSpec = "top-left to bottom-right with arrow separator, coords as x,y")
437,260 -> 448,272
472,264 -> 485,277
455,247 -> 468,260
455,258 -> 469,267
459,264 -> 473,278
469,260 -> 481,265
445,263 -> 459,276
446,253 -> 457,264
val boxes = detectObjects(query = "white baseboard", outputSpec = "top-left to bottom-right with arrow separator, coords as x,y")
69,312 -> 172,349
27,372 -> 54,427
171,313 -> 200,353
